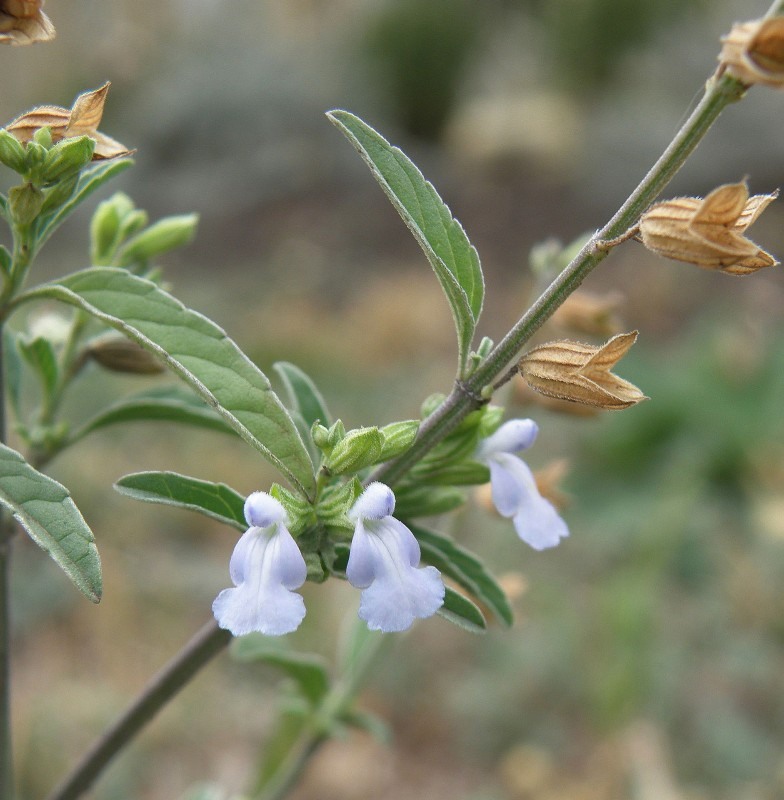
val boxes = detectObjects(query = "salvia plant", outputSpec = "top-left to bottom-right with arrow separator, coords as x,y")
0,2 -> 783,799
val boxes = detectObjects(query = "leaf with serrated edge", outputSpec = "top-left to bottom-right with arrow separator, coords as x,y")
114,472 -> 246,530
438,586 -> 486,632
0,443 -> 101,601
26,268 -> 316,497
328,110 -> 483,375
412,524 -> 512,627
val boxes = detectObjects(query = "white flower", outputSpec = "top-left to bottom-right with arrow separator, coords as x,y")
212,492 -> 307,637
476,419 -> 569,550
346,483 -> 445,632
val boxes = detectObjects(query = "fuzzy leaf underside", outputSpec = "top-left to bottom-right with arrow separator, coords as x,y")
0,443 -> 101,601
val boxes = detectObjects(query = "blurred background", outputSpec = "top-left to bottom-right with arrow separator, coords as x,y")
2,0 -> 784,798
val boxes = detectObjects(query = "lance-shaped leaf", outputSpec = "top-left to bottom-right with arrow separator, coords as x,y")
70,386 -> 235,445
231,635 -> 331,706
328,110 -> 483,375
439,586 -> 486,633
114,471 -> 246,530
25,268 -> 316,496
411,524 -> 513,627
273,361 -> 331,429
0,443 -> 101,602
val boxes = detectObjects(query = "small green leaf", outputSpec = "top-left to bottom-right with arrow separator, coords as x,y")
3,329 -> 24,419
438,586 -> 486,632
273,361 -> 331,429
409,460 -> 490,486
116,213 -> 199,265
18,335 -> 59,400
393,484 -> 465,518
25,267 -> 316,496
34,159 -> 134,248
232,635 -> 331,706
0,443 -> 101,601
411,524 -> 513,627
114,472 -> 246,530
70,386 -> 235,444
328,110 -> 483,375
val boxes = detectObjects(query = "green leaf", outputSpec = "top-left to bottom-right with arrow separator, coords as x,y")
114,472 -> 246,530
328,110 -> 483,375
34,159 -> 134,249
273,361 -> 331,429
70,386 -> 235,444
18,336 -> 59,400
0,443 -> 101,601
26,267 -> 316,496
232,635 -> 331,706
411,524 -> 513,627
438,586 -> 486,633
3,329 -> 24,419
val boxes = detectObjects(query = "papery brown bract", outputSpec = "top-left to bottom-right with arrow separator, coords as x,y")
4,84 -> 133,160
0,0 -> 54,45
639,182 -> 778,275
720,17 -> 784,88
518,331 -> 646,410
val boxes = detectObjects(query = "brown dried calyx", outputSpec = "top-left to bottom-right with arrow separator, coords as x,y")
720,16 -> 784,88
639,181 -> 779,275
0,0 -> 54,45
4,83 -> 133,160
518,331 -> 646,411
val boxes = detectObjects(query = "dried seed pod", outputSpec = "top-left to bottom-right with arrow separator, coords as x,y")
639,182 -> 778,275
518,331 -> 646,410
720,17 -> 784,88
0,0 -> 54,44
4,84 -> 132,159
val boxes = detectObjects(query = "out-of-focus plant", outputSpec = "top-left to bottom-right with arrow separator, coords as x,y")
0,3 -> 782,800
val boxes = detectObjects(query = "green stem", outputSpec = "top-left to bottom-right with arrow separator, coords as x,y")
254,629 -> 389,800
373,67 -> 749,487
44,622 -> 231,800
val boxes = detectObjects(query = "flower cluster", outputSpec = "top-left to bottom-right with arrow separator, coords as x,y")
213,418 -> 570,637
214,483 -> 446,636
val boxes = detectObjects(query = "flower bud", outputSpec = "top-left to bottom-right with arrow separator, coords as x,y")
39,174 -> 78,215
720,17 -> 784,88
8,182 -> 44,225
41,135 -> 95,183
117,214 -> 199,265
518,331 -> 646,410
324,426 -> 384,475
87,334 -> 165,375
639,182 -> 778,275
311,422 -> 330,449
0,129 -> 27,172
377,419 -> 419,461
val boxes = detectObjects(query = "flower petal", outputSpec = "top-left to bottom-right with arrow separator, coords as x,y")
348,481 -> 395,522
513,494 -> 569,550
346,496 -> 444,633
244,491 -> 288,528
213,522 -> 307,637
486,452 -> 535,518
477,419 -> 538,458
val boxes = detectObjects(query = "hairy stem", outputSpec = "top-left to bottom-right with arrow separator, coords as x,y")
45,622 -> 231,800
373,66 -> 749,487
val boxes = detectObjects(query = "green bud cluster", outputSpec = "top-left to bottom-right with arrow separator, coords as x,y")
90,192 -> 198,271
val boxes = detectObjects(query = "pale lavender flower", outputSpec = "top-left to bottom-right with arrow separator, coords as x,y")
476,419 -> 569,550
212,491 -> 307,636
346,482 -> 445,632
